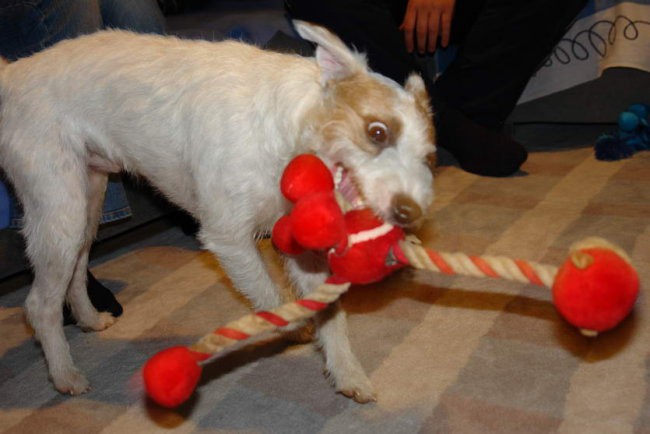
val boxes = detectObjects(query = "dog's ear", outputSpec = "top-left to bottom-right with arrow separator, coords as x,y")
292,20 -> 366,84
405,73 -> 432,115
405,73 -> 427,102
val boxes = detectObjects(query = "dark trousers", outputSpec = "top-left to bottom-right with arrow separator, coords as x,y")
285,0 -> 588,128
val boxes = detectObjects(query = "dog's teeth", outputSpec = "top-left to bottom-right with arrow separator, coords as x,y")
334,165 -> 343,188
336,168 -> 366,210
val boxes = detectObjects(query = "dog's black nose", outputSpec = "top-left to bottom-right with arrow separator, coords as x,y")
391,194 -> 422,226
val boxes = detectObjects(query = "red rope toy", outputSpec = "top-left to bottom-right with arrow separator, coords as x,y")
142,154 -> 640,408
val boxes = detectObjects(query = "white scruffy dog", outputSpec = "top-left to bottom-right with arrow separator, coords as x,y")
0,21 -> 436,402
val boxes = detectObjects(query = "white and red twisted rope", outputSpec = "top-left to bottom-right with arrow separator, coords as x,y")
186,238 -> 557,360
143,236 -> 638,408
399,237 -> 558,288
189,281 -> 350,358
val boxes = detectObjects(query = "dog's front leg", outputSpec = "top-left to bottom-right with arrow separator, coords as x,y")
200,230 -> 283,311
285,253 -> 377,403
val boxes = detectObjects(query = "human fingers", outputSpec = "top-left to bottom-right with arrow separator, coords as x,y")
426,10 -> 440,52
417,8 -> 435,53
440,5 -> 453,47
400,5 -> 417,53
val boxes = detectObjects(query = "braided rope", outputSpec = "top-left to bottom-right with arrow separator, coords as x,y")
184,238 -> 559,360
398,238 -> 558,288
189,282 -> 350,358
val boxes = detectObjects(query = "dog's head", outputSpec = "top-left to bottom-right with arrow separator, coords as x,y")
294,21 -> 436,229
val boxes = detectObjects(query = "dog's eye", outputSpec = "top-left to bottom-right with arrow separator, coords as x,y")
367,121 -> 389,146
425,152 -> 437,171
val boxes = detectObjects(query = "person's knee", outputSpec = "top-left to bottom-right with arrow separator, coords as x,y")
543,0 -> 589,15
0,3 -> 45,59
286,0 -> 369,21
100,0 -> 166,34
0,0 -> 101,59
571,0 -> 590,16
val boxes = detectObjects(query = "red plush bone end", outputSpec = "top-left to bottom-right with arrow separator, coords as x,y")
290,191 -> 346,250
281,154 -> 334,203
552,238 -> 639,336
143,346 -> 206,408
272,215 -> 305,255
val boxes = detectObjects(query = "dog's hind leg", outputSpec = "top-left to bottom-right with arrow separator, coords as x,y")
66,169 -> 117,332
19,157 -> 92,394
285,254 -> 377,403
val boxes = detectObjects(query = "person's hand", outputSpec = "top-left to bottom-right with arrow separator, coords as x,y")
400,0 -> 456,54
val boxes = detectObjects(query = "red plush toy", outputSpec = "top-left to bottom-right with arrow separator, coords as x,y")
142,154 -> 640,409
271,154 -> 408,284
272,155 -> 641,331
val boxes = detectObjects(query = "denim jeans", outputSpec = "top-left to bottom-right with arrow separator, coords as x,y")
0,0 -> 165,59
0,0 -> 165,228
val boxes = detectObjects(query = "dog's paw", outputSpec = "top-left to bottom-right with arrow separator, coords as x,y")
53,368 -> 91,396
336,373 -> 377,403
79,311 -> 117,332
328,365 -> 377,403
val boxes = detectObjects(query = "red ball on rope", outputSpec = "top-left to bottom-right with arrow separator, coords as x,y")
552,240 -> 639,336
143,346 -> 208,408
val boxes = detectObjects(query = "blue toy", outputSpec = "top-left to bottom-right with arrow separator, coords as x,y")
595,104 -> 650,161
0,181 -> 10,229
